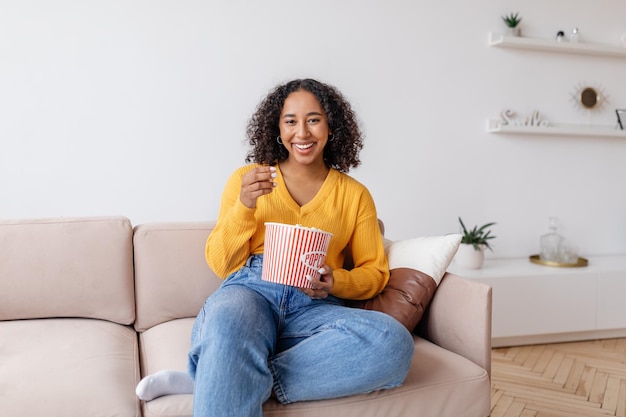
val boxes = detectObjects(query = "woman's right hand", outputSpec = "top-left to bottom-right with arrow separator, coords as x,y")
240,166 -> 277,208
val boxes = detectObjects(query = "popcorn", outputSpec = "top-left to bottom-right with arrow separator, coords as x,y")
262,222 -> 333,288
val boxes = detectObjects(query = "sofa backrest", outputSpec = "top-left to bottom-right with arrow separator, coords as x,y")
0,216 -> 135,325
133,222 -> 222,332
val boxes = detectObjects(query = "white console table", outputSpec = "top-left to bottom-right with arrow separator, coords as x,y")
447,255 -> 626,347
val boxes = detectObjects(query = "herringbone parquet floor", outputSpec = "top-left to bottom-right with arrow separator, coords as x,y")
491,338 -> 626,417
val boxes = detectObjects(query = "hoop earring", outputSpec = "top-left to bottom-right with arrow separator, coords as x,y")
328,134 -> 334,142
276,136 -> 283,145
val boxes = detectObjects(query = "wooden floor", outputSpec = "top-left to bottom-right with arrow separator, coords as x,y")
491,338 -> 626,417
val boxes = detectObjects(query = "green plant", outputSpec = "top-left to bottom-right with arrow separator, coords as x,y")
458,217 -> 496,251
501,12 -> 522,28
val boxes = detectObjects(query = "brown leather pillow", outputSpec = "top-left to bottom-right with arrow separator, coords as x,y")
354,267 -> 437,332
347,222 -> 459,332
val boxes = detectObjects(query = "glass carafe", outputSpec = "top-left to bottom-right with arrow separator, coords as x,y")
540,217 -> 563,262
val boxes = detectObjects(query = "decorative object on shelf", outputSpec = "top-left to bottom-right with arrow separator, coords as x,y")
571,27 -> 580,43
500,109 -> 516,125
616,109 -> 626,130
529,254 -> 588,268
556,31 -> 566,42
499,109 -> 550,127
571,83 -> 608,111
570,83 -> 608,125
538,217 -> 580,265
454,218 -> 496,269
501,12 -> 522,37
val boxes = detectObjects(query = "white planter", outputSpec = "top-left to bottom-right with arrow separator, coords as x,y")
506,26 -> 521,37
454,243 -> 485,269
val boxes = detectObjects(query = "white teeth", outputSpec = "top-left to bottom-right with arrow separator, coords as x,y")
295,143 -> 314,150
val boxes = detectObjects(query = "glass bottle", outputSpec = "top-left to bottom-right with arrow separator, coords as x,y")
540,217 -> 563,262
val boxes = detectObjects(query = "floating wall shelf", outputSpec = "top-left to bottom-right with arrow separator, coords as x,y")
488,32 -> 626,59
486,119 -> 626,138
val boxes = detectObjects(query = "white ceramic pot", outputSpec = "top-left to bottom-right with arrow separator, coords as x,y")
454,243 -> 485,269
506,27 -> 521,37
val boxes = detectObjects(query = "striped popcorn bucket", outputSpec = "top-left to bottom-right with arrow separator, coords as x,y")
262,222 -> 333,288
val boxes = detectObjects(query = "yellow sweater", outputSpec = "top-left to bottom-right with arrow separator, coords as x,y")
206,164 -> 389,300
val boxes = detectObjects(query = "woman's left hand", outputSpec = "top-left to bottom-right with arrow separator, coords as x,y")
300,265 -> 333,299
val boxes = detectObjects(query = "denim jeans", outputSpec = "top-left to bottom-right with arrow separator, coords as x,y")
188,255 -> 414,417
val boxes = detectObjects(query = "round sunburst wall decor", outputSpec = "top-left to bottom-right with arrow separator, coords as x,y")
570,83 -> 608,112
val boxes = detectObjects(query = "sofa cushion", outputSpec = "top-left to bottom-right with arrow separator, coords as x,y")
139,318 -> 195,377
356,234 -> 462,332
263,337 -> 490,417
0,318 -> 140,417
139,318 -> 195,417
358,267 -> 438,332
0,216 -> 135,324
385,234 -> 462,286
139,329 -> 490,417
133,222 -> 223,332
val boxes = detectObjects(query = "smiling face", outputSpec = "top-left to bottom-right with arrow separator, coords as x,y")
278,90 -> 331,167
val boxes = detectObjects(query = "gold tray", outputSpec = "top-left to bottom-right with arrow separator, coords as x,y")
529,254 -> 588,268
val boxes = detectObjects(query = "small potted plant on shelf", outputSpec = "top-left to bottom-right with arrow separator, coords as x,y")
454,217 -> 497,269
502,12 -> 522,37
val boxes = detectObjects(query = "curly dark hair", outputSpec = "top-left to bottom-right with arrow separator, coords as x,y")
245,78 -> 363,173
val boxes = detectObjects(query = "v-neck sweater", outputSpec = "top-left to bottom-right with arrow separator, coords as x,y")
206,163 -> 389,300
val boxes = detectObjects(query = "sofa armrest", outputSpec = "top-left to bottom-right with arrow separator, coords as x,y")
416,272 -> 492,377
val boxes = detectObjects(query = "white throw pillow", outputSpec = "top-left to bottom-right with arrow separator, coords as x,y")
385,234 -> 462,285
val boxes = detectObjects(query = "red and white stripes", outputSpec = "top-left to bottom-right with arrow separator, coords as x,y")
262,223 -> 333,288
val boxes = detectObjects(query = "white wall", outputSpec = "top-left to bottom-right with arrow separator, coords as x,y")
2,0 -> 626,259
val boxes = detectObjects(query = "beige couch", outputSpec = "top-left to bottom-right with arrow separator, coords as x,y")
0,216 -> 492,417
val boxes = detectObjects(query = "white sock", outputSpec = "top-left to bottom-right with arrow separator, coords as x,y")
135,369 -> 195,401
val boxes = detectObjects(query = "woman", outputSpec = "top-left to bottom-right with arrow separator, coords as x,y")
136,78 -> 414,417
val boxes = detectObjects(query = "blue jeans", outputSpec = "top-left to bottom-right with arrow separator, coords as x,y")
188,255 -> 414,417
